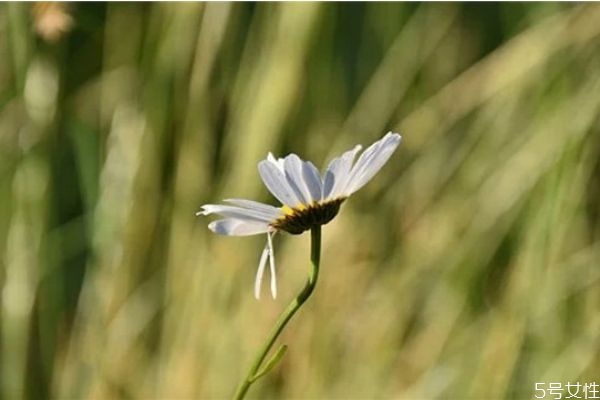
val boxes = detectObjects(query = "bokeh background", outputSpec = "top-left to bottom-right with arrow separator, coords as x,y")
1,2 -> 600,399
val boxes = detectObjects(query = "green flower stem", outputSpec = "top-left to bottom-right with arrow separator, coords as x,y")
233,225 -> 322,400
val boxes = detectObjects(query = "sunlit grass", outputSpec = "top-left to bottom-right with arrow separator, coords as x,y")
1,3 -> 599,399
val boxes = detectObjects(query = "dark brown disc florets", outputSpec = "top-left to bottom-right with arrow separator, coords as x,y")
271,198 -> 346,235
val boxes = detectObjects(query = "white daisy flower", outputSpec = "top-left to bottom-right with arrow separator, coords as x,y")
198,132 -> 402,299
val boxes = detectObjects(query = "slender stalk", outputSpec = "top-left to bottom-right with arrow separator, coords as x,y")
233,226 -> 322,400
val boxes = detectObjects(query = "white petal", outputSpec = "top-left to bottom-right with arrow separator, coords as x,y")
208,218 -> 270,236
267,152 -> 285,172
342,133 -> 401,196
323,145 -> 362,200
267,232 -> 277,299
198,204 -> 274,222
224,199 -> 284,219
322,163 -> 337,200
258,159 -> 302,207
336,143 -> 382,196
302,161 -> 322,201
254,243 -> 270,299
284,154 -> 314,205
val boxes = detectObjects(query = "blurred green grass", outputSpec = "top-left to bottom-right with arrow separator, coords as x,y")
1,3 -> 600,399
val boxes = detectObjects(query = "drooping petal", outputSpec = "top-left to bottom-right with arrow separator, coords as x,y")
342,132 -> 401,196
224,199 -> 284,219
198,204 -> 274,223
323,144 -> 362,200
208,218 -> 270,236
254,242 -> 270,299
267,232 -> 277,298
258,159 -> 303,207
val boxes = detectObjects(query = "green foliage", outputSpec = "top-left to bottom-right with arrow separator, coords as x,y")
0,3 -> 599,399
